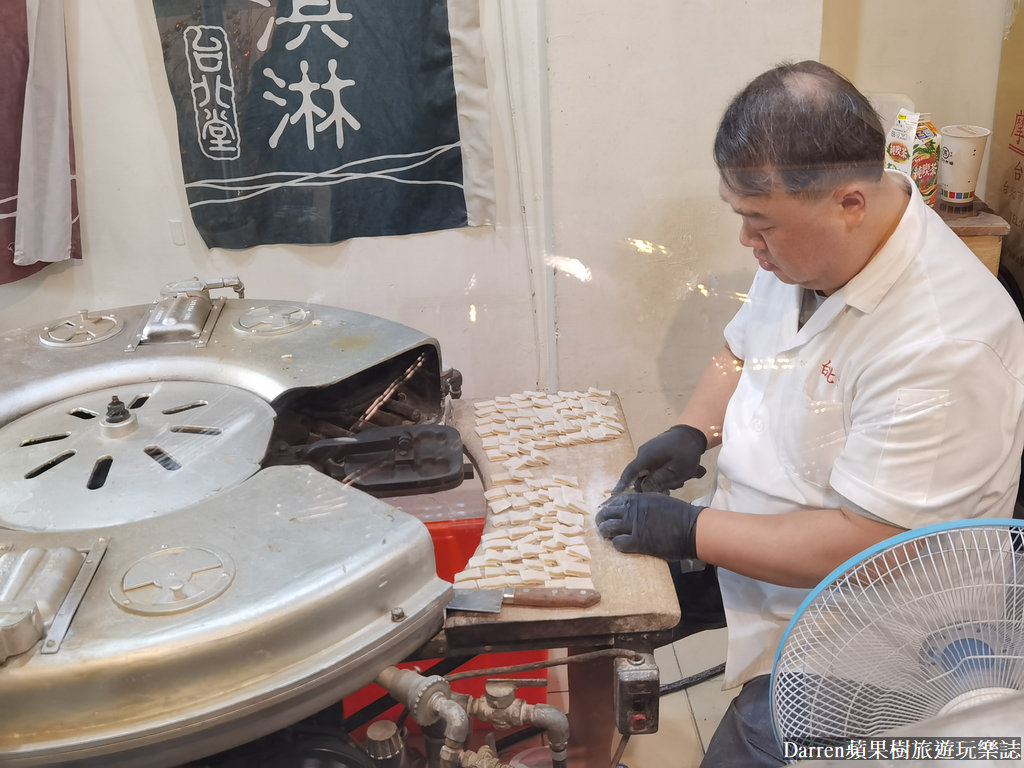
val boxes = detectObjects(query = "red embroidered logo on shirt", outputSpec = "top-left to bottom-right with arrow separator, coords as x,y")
820,360 -> 838,384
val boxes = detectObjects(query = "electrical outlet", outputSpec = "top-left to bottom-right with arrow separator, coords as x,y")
613,653 -> 660,735
168,219 -> 185,246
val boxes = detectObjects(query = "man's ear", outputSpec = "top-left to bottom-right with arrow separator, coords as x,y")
834,184 -> 867,228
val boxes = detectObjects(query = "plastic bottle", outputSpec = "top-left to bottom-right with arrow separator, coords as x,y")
885,109 -> 941,207
912,113 -> 941,207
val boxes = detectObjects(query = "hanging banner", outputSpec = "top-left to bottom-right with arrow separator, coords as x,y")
152,0 -> 494,250
0,0 -> 81,286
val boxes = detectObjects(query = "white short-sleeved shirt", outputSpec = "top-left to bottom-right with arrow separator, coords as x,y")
711,172 -> 1024,688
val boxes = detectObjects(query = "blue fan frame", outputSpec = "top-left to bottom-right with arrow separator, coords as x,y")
769,516 -> 1024,754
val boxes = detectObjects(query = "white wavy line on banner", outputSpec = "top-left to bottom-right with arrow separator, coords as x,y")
190,149 -> 453,193
188,174 -> 463,208
184,143 -> 463,207
186,142 -> 460,187
0,195 -> 17,206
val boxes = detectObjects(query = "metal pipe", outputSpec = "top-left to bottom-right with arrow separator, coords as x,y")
522,702 -> 569,767
375,667 -> 474,768
375,667 -> 570,768
435,696 -> 471,768
373,667 -> 450,729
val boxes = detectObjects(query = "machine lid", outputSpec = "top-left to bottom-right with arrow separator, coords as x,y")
0,380 -> 274,531
0,467 -> 450,767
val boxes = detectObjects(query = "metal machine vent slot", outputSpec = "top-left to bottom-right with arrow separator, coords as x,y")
170,425 -> 222,436
145,446 -> 182,471
68,409 -> 97,420
87,457 -> 114,489
25,450 -> 76,479
20,433 -> 70,447
162,401 -> 207,414
129,395 -> 150,409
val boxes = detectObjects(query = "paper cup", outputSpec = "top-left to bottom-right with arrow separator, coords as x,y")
938,125 -> 991,204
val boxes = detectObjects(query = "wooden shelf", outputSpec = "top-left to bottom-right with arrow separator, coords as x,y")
936,199 -> 1010,275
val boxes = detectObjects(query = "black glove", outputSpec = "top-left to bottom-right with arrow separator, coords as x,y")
612,424 -> 708,495
595,492 -> 703,561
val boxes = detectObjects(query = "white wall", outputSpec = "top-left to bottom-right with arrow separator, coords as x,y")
543,1 -> 822,466
0,1 -> 1006,495
821,0 -> 1008,198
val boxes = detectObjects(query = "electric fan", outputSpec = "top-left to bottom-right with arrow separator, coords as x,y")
771,518 -> 1024,757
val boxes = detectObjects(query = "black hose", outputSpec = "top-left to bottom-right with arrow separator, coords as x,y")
493,725 -> 543,752
294,736 -> 376,768
659,662 -> 725,696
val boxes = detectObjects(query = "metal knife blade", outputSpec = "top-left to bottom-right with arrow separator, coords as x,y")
447,586 -> 601,613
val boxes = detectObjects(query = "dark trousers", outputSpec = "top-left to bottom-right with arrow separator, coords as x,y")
666,565 -> 784,766
667,561 -> 727,641
700,674 -> 786,767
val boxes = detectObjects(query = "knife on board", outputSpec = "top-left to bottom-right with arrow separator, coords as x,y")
447,586 -> 601,614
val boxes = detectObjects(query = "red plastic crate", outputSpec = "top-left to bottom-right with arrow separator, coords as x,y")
424,516 -> 486,582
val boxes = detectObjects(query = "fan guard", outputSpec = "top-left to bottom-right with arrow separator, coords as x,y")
771,519 -> 1024,755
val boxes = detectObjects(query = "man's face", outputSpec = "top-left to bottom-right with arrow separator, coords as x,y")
719,179 -> 847,295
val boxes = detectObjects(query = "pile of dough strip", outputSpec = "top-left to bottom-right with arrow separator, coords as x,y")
473,387 -> 624,468
452,388 -> 623,593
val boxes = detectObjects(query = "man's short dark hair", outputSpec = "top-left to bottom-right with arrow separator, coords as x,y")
714,60 -> 885,198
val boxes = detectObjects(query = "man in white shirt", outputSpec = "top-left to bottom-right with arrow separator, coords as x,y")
597,60 -> 1024,766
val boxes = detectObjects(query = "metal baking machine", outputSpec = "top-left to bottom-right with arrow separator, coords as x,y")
0,278 -> 586,768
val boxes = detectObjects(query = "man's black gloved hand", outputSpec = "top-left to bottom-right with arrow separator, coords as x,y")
595,492 -> 703,561
612,424 -> 708,495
